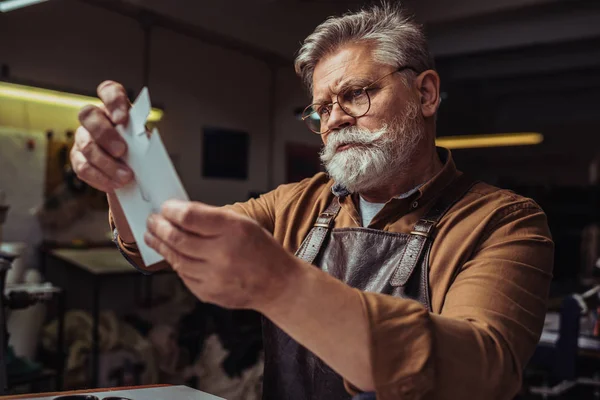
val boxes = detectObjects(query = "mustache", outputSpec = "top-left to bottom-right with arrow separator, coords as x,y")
320,124 -> 389,159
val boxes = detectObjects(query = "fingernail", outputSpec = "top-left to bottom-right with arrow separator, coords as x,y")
165,199 -> 184,207
116,168 -> 132,183
111,181 -> 124,190
110,141 -> 126,157
112,108 -> 126,124
144,232 -> 153,246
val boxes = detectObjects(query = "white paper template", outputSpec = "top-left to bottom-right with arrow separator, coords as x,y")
114,88 -> 189,266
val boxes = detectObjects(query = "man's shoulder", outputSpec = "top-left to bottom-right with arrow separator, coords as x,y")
267,172 -> 333,211
467,181 -> 542,210
437,179 -> 552,254
455,180 -> 547,228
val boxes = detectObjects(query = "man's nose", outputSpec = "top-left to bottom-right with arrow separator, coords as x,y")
326,103 -> 355,133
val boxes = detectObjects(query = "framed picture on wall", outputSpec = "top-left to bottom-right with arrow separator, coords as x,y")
202,127 -> 249,180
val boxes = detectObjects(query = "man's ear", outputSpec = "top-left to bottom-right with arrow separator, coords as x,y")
415,70 -> 440,118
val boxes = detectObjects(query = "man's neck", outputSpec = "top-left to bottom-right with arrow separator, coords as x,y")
359,147 -> 444,203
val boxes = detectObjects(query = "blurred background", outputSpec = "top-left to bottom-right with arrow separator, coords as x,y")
0,0 -> 600,398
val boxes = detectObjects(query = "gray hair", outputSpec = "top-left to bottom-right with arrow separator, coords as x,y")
294,2 -> 434,92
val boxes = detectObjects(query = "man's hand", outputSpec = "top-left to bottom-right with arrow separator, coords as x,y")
144,199 -> 301,310
146,199 -> 374,390
70,80 -> 133,193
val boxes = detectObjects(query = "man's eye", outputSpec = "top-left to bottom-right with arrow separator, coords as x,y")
317,106 -> 330,116
342,88 -> 366,103
351,88 -> 365,98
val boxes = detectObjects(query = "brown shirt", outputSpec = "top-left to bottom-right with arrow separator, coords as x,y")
113,149 -> 554,399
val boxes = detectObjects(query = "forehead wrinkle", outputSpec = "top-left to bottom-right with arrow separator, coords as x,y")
312,44 -> 380,103
312,57 -> 354,104
314,75 -> 375,105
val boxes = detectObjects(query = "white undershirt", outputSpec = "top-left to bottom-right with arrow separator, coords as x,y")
358,184 -> 423,227
358,197 -> 386,227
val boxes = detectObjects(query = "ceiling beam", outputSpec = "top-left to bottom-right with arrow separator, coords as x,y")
426,0 -> 593,31
427,0 -> 600,57
436,37 -> 600,81
79,0 -> 292,67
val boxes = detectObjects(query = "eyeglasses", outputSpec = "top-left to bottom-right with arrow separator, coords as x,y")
301,66 -> 418,134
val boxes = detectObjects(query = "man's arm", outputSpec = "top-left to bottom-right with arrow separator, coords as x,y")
108,192 -> 172,272
109,180 -> 296,271
259,200 -> 553,399
138,179 -> 552,398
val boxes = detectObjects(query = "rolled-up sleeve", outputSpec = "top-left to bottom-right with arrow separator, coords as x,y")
108,211 -> 170,272
353,201 -> 554,399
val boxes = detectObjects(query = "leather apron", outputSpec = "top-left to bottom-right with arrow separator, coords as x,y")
262,175 -> 475,400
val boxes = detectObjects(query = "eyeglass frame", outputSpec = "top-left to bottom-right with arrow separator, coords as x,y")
301,65 -> 419,135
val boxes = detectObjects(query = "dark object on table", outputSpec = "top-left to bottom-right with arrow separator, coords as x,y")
103,397 -> 134,400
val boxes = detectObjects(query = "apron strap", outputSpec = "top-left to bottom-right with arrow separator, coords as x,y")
391,174 -> 477,287
295,197 -> 342,264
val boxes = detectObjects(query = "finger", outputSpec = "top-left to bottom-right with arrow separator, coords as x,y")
160,200 -> 237,236
78,106 -> 127,158
144,231 -> 196,271
70,150 -> 122,192
146,213 -> 210,260
177,268 -> 204,285
75,126 -> 133,185
97,80 -> 130,125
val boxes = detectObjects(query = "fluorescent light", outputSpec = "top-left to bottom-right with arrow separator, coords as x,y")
435,132 -> 543,149
0,0 -> 48,12
0,81 -> 163,122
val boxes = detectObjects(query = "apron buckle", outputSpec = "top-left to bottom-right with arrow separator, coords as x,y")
409,230 -> 430,238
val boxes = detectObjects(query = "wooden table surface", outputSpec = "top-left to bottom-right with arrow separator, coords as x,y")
0,384 -> 171,399
49,248 -> 137,275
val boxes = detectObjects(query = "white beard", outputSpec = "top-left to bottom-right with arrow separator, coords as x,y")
320,100 -> 423,193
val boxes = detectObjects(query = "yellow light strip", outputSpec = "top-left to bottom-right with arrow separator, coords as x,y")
0,81 -> 164,122
435,132 -> 543,149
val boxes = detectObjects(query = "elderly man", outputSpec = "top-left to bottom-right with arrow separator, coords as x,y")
70,3 -> 553,400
